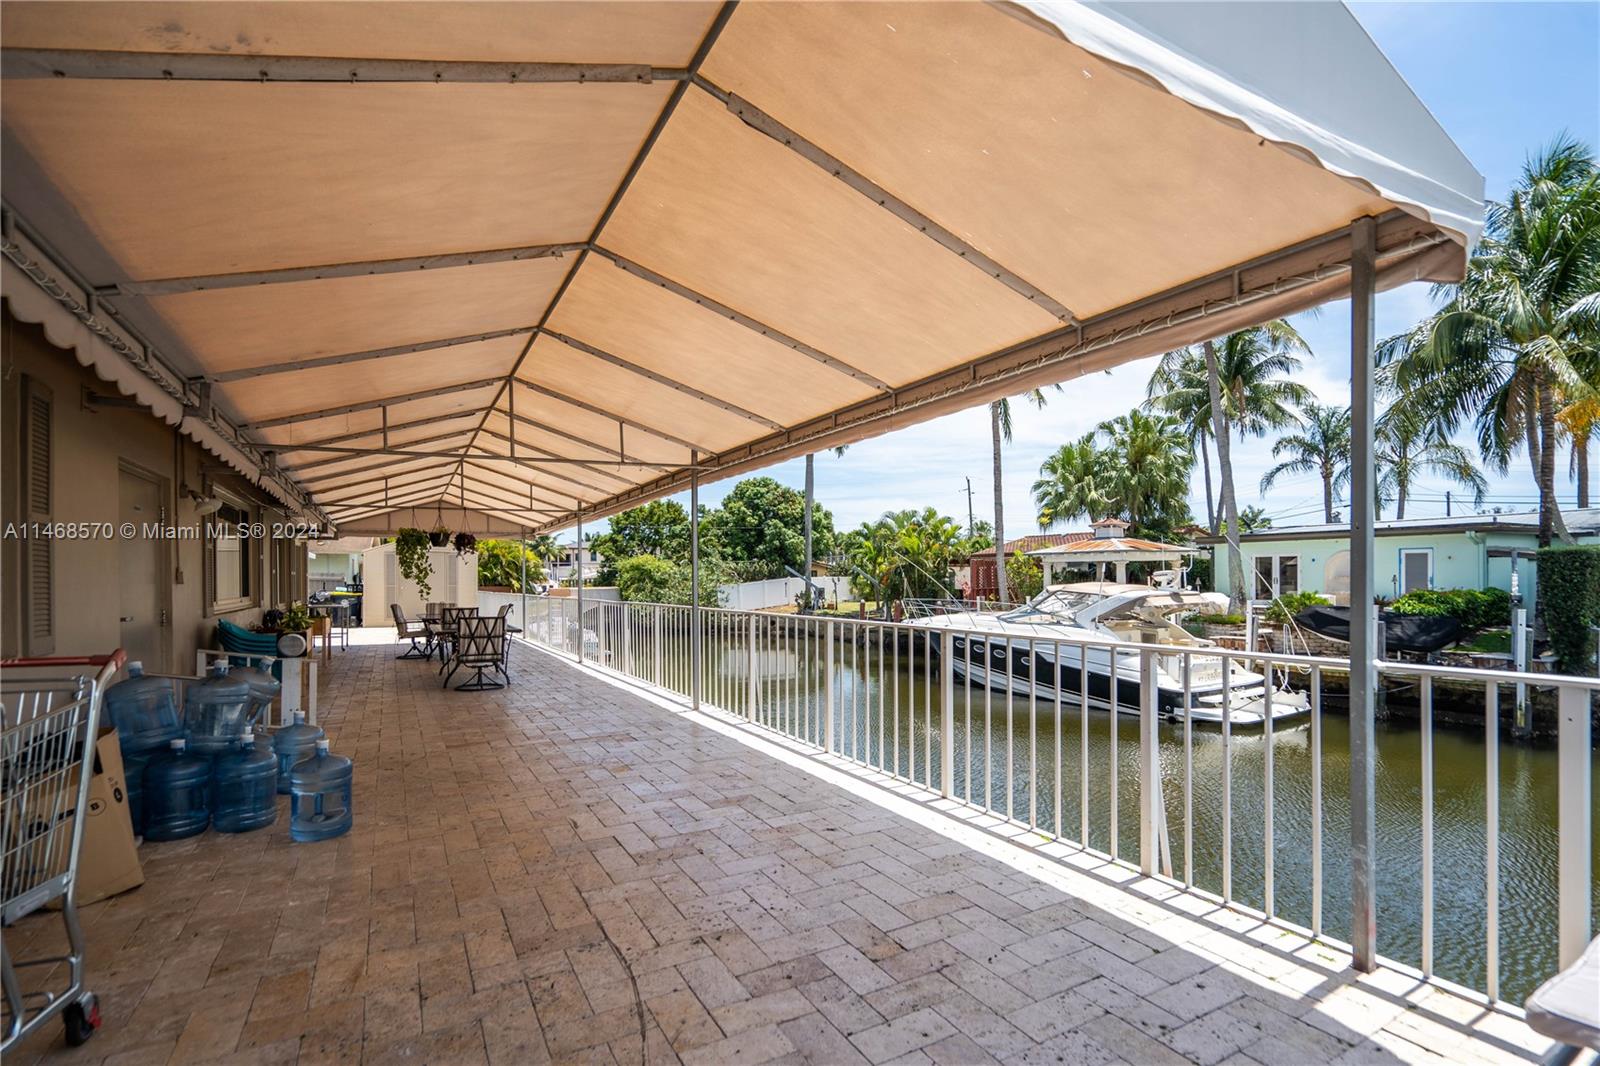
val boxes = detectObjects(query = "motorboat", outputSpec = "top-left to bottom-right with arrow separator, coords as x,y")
908,582 -> 1309,726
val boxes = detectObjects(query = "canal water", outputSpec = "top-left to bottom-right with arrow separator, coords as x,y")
674,631 -> 1600,1004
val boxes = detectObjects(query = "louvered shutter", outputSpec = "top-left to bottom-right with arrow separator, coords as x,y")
21,377 -> 54,654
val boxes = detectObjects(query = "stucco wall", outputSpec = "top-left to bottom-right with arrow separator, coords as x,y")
1,311 -> 307,671
1210,529 -> 1540,610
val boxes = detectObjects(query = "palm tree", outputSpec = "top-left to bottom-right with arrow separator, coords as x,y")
1559,395 -> 1597,508
1033,433 -> 1110,529
1375,407 -> 1487,520
1260,402 -> 1353,522
1145,349 -> 1218,532
1097,410 -> 1193,531
801,445 -> 847,612
1153,320 -> 1312,610
991,389 -> 1058,605
1381,135 -> 1600,546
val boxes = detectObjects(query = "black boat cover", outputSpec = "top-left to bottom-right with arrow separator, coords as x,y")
1293,606 -> 1464,655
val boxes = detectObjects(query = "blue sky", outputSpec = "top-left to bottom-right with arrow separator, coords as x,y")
569,2 -> 1600,541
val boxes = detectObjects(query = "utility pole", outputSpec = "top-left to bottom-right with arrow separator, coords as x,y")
1446,491 -> 1452,517
963,477 -> 976,537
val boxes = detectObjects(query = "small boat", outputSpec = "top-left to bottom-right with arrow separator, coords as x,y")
908,582 -> 1309,726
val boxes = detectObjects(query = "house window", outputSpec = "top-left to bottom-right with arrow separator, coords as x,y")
1399,548 -> 1432,594
209,500 -> 256,612
1252,554 -> 1299,599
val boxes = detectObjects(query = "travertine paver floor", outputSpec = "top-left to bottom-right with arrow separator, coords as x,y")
9,639 -> 1556,1065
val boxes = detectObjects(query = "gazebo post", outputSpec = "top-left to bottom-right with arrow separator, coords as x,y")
1348,216 -> 1380,972
690,450 -> 701,711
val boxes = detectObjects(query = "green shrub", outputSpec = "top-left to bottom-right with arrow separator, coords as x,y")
1193,612 -> 1245,626
476,539 -> 545,591
1388,587 -> 1512,631
615,556 -> 678,604
1536,546 -> 1600,674
1264,590 -> 1330,625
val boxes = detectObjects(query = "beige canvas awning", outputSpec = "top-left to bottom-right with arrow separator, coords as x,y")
0,1 -> 1483,536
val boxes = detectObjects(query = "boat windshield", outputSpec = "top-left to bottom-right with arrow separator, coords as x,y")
1001,589 -> 1098,623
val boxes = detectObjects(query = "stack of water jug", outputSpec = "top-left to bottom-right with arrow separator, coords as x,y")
102,660 -> 352,843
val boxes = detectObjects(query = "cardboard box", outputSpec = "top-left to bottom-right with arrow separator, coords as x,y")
44,728 -> 145,908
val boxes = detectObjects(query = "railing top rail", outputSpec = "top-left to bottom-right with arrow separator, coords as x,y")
529,595 -> 1600,690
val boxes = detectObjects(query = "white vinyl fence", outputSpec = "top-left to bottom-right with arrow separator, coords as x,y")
718,576 -> 852,611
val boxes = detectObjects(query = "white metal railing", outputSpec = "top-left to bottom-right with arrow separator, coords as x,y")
514,595 -> 1595,1005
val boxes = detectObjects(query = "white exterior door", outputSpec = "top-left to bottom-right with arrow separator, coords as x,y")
1400,549 -> 1432,594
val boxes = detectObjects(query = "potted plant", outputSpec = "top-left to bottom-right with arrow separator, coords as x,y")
452,531 -> 477,557
395,527 -> 434,599
428,523 -> 451,548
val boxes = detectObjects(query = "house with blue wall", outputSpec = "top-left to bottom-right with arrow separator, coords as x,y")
1200,509 -> 1600,613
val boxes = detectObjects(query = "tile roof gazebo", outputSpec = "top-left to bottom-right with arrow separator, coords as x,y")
1028,518 -> 1195,585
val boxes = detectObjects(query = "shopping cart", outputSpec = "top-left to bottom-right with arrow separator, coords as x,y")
1,650 -> 125,1053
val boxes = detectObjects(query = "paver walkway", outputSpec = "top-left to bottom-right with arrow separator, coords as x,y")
9,640 -> 1556,1065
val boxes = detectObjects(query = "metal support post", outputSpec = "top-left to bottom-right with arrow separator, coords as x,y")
824,622 -> 836,753
690,450 -> 702,711
939,631 -> 955,797
1557,683 -> 1593,966
1348,215 -> 1380,972
518,527 -> 527,636
1139,643 -> 1159,877
575,517 -> 585,663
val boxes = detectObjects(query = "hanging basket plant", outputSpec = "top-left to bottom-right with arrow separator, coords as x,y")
395,527 -> 434,600
428,523 -> 451,548
452,531 -> 478,557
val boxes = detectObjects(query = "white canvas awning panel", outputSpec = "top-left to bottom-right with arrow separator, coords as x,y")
0,1 -> 1482,535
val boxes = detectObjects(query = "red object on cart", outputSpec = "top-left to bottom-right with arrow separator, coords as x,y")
1,650 -> 125,1052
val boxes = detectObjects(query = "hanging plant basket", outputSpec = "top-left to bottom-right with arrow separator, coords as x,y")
428,524 -> 451,548
453,531 -> 478,557
395,527 -> 434,599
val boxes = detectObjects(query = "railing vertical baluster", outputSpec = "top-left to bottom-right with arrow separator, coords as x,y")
1221,655 -> 1233,903
1311,665 -> 1323,939
985,638 -> 993,812
877,625 -> 886,772
907,631 -> 916,780
1485,680 -> 1499,1002
746,614 -> 757,720
1054,641 -> 1063,840
824,621 -> 835,753
940,630 -> 955,798
1005,637 -> 1014,822
893,623 -> 901,779
1109,648 -> 1119,861
1183,654 -> 1193,889
1080,640 -> 1089,847
653,605 -> 663,687
965,633 -> 974,805
1264,675 -> 1274,917
1421,674 -> 1433,976
1557,681 -> 1593,967
924,631 -> 932,789
1139,645 -> 1158,877
1029,639 -> 1039,831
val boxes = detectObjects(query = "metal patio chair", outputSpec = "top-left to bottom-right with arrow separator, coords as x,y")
434,606 -> 473,670
445,615 -> 506,691
391,604 -> 430,660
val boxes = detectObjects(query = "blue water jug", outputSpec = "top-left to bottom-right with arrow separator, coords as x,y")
183,662 -> 252,754
288,740 -> 352,843
271,712 -> 325,795
143,738 -> 211,841
228,665 -> 281,729
104,662 -> 182,834
212,729 -> 278,833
